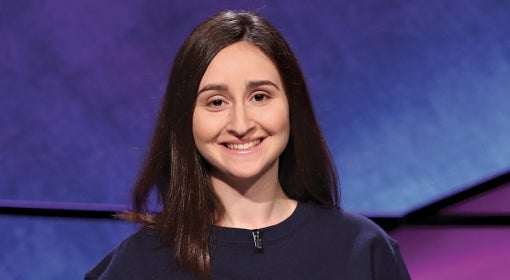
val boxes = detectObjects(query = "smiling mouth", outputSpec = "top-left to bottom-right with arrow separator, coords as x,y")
224,138 -> 263,150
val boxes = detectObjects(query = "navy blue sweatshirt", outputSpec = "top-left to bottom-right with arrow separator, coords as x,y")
85,202 -> 410,279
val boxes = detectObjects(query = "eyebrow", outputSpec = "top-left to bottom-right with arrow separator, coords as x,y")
247,80 -> 280,91
197,80 -> 280,95
197,84 -> 228,95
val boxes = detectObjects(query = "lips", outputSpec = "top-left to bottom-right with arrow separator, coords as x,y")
224,138 -> 262,150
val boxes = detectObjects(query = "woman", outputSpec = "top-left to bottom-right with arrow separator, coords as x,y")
86,11 -> 410,280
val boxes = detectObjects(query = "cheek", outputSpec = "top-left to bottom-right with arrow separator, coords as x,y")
264,105 -> 290,133
258,107 -> 290,150
192,112 -> 206,146
280,116 -> 291,144
275,114 -> 290,137
192,111 -> 223,147
192,118 -> 210,163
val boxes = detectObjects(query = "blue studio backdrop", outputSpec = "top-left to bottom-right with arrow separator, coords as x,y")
1,0 -> 510,278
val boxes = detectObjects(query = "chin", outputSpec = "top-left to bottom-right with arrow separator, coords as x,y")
226,170 -> 263,181
214,166 -> 272,184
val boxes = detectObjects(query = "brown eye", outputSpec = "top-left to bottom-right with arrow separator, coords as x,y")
211,99 -> 224,106
253,94 -> 266,102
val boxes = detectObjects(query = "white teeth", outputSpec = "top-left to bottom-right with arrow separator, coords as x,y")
226,139 -> 261,150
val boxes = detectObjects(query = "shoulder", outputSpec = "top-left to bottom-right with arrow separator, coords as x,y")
303,202 -> 397,249
108,227 -> 166,262
299,202 -> 410,279
85,228 -> 178,280
302,202 -> 389,237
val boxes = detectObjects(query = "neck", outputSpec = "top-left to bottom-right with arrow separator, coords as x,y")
211,171 -> 297,229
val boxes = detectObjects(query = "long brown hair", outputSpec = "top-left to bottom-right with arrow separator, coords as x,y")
123,10 -> 339,278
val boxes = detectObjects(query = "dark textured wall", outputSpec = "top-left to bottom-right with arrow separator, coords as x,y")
1,1 -> 510,278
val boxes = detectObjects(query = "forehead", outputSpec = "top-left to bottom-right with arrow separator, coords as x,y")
198,41 -> 283,89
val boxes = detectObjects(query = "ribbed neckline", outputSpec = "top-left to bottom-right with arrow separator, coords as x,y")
211,201 -> 310,247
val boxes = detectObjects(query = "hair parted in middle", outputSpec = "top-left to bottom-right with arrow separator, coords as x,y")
125,10 -> 340,278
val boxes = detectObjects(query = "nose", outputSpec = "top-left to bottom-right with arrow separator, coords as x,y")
226,104 -> 255,137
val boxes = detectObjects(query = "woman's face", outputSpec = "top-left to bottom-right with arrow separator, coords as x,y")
192,41 -> 290,184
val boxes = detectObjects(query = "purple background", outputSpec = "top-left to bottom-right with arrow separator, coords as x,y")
1,0 -> 510,278
394,183 -> 510,279
393,226 -> 510,280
